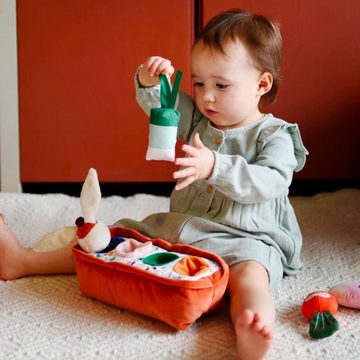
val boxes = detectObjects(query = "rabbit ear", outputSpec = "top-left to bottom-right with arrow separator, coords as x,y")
80,168 -> 101,223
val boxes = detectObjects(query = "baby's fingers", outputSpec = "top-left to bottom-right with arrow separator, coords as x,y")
143,56 -> 161,74
174,156 -> 196,167
155,59 -> 174,77
173,166 -> 195,180
175,176 -> 196,191
180,144 -> 199,158
144,57 -> 173,77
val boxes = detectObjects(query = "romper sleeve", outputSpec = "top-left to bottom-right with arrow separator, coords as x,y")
134,66 -> 161,116
207,123 -> 309,204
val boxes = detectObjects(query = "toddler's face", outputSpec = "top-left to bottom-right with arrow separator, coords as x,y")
191,40 -> 264,130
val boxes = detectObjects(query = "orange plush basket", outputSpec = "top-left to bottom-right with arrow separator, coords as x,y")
72,226 -> 229,330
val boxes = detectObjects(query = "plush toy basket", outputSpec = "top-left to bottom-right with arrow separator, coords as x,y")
72,226 -> 229,330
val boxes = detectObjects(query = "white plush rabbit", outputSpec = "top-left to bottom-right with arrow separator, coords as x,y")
75,168 -> 111,253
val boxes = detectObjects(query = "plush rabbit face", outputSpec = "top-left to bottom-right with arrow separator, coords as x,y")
76,168 -> 111,253
77,219 -> 110,253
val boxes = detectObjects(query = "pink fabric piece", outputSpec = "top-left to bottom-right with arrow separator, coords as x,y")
113,238 -> 153,259
344,282 -> 360,308
329,281 -> 360,309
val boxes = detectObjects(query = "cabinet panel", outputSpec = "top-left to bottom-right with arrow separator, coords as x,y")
18,0 -> 194,182
202,0 -> 360,179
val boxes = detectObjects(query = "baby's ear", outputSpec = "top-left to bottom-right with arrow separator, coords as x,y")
257,72 -> 273,96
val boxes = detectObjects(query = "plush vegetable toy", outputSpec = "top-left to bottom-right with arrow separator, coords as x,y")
302,291 -> 339,339
329,281 -> 360,309
75,168 -> 111,253
146,71 -> 183,162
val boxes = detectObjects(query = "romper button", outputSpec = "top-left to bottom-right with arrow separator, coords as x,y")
207,185 -> 213,193
215,137 -> 222,145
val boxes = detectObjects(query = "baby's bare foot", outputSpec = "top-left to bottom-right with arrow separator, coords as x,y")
0,214 -> 29,280
234,309 -> 273,360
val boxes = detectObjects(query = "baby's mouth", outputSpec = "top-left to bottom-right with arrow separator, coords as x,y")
205,108 -> 218,116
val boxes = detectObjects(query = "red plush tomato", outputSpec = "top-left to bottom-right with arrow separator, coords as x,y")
302,291 -> 339,339
302,290 -> 338,319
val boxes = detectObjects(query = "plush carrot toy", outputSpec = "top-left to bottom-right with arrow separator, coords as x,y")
302,291 -> 339,339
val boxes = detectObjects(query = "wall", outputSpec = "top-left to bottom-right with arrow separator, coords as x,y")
17,0 -> 194,183
0,0 -> 360,194
0,0 -> 21,192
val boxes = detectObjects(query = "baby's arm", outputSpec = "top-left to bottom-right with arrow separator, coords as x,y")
207,128 -> 299,203
137,57 -> 214,188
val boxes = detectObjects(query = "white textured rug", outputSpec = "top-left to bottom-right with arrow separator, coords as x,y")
0,189 -> 359,359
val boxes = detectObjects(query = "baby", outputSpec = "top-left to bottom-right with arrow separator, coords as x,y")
0,9 -> 308,360
123,8 -> 308,359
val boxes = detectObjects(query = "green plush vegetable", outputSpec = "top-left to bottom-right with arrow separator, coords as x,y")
302,290 -> 340,339
146,71 -> 183,161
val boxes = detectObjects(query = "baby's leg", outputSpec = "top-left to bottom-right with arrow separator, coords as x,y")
0,214 -> 76,280
228,261 -> 275,360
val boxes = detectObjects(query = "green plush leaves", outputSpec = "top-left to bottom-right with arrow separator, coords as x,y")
309,311 -> 340,339
159,71 -> 183,109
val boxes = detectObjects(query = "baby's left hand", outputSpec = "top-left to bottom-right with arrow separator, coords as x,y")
173,133 -> 215,191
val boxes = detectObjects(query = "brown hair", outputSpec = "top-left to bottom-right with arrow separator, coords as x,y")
194,9 -> 282,104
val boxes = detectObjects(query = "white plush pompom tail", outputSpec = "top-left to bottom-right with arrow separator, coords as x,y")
80,168 -> 101,223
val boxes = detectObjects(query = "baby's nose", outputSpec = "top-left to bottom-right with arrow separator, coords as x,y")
202,90 -> 215,102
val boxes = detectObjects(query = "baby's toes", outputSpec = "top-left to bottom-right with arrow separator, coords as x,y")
260,325 -> 273,340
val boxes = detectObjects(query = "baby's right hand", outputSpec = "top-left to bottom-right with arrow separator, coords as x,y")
138,56 -> 174,87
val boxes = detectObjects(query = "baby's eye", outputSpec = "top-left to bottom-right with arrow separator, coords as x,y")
216,83 -> 228,89
193,82 -> 203,87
